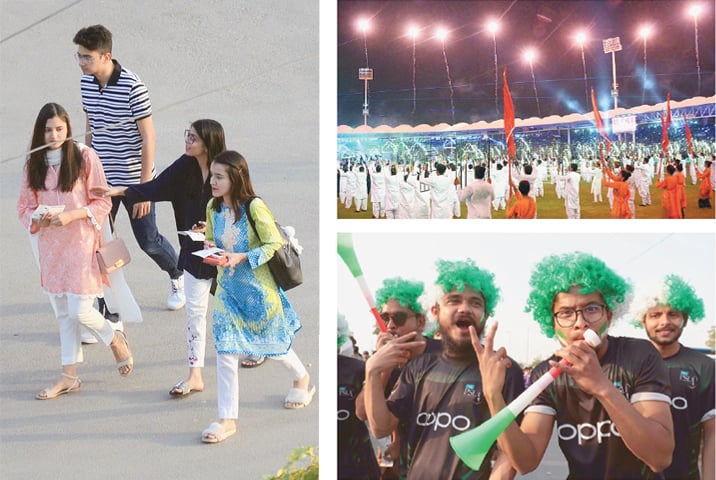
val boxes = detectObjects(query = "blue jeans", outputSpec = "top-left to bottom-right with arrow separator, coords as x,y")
110,196 -> 182,279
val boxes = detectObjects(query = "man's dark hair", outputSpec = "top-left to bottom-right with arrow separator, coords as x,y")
518,180 -> 530,195
475,166 -> 486,179
625,164 -> 634,173
570,163 -> 578,172
524,165 -> 533,175
436,163 -> 446,175
73,24 -> 113,53
375,164 -> 382,173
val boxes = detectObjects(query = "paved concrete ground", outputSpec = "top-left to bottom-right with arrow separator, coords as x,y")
0,2 -> 318,478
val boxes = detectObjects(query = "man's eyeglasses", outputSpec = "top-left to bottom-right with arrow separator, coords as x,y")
553,304 -> 606,328
74,52 -> 99,65
379,311 -> 416,327
184,129 -> 198,144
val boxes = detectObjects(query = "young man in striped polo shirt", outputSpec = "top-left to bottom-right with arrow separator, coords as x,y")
73,24 -> 185,314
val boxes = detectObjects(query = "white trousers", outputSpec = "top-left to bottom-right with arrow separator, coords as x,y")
49,295 -> 115,366
184,270 -> 213,368
216,348 -> 307,419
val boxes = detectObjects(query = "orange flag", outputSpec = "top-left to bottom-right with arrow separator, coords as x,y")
661,111 -> 670,155
684,116 -> 694,156
665,92 -> 672,129
503,68 -> 516,161
590,88 -> 611,153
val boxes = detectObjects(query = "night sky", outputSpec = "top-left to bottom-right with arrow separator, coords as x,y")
337,0 -> 715,127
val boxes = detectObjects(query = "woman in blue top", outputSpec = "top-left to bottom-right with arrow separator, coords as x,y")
94,119 -> 225,397
200,150 -> 314,443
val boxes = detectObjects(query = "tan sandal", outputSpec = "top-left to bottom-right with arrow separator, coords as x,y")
111,330 -> 134,376
36,373 -> 81,400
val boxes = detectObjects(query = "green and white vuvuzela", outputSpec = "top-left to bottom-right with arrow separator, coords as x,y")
337,233 -> 387,332
449,329 -> 601,470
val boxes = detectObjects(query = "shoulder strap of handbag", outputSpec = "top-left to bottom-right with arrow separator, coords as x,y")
244,196 -> 262,242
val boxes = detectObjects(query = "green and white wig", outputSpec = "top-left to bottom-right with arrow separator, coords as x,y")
525,252 -> 633,339
630,274 -> 705,327
426,259 -> 500,325
375,277 -> 425,315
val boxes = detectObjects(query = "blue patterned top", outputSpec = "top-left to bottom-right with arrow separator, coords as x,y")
205,198 -> 301,356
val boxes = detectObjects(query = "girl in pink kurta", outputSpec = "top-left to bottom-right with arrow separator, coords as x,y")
16,103 -> 134,400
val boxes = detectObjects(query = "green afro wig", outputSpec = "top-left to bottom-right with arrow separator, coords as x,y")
375,277 -> 425,314
337,312 -> 350,348
433,259 -> 500,317
525,252 -> 632,338
630,274 -> 705,327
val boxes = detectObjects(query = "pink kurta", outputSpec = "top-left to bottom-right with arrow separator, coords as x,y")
17,146 -> 112,296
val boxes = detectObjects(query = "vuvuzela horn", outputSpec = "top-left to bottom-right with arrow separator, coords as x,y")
449,328 -> 601,471
337,233 -> 387,332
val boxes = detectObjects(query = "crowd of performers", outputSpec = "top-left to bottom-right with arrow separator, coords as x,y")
337,151 -> 714,219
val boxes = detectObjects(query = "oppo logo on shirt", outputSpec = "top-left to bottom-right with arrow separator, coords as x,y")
558,420 -> 620,445
338,409 -> 351,421
415,412 -> 472,432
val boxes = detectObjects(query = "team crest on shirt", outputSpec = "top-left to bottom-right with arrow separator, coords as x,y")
464,383 -> 481,403
339,386 -> 354,398
613,380 -> 630,398
679,370 -> 697,389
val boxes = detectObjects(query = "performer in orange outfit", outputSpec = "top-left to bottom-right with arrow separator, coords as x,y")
696,160 -> 712,208
602,166 -> 632,219
506,180 -> 536,219
655,164 -> 682,219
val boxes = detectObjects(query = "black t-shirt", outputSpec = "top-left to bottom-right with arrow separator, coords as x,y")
387,351 -> 525,480
662,345 -> 715,480
338,355 -> 381,480
527,336 -> 671,480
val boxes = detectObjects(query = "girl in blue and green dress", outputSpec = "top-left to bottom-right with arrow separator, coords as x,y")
200,150 -> 314,443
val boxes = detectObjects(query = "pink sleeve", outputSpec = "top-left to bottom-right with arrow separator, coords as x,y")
83,148 -> 112,226
16,165 -> 38,229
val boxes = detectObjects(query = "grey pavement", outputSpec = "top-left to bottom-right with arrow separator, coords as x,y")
0,2 -> 318,479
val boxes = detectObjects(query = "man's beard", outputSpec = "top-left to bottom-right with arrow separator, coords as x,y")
439,322 -> 482,359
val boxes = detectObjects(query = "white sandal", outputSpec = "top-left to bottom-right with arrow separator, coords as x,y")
284,385 -> 316,409
36,373 -> 81,400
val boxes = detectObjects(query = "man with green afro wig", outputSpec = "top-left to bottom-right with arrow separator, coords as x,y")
487,251 -> 675,479
634,275 -> 713,480
363,258 -> 525,479
525,251 -> 632,341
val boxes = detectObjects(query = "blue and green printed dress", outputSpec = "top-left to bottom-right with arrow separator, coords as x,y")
205,198 -> 301,357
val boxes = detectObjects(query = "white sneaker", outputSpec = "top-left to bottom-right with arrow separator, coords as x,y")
110,320 -> 124,332
81,330 -> 98,344
167,276 -> 186,310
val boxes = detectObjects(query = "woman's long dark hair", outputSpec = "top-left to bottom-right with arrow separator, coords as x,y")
192,119 -> 226,163
211,150 -> 256,219
27,103 -> 83,192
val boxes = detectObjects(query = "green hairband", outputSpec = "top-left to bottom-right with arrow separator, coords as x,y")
631,274 -> 705,327
434,259 -> 500,317
525,252 -> 632,338
375,277 -> 424,314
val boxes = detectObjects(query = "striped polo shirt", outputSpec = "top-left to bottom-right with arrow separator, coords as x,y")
80,59 -> 154,186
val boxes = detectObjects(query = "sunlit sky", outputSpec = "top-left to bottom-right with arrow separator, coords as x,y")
337,230 -> 715,365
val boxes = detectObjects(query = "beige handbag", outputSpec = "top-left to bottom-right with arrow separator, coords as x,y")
96,215 -> 131,274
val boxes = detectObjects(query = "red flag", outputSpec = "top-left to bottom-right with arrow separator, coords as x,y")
684,116 -> 694,156
590,88 -> 611,154
665,92 -> 672,129
661,111 -> 670,155
503,68 -> 516,161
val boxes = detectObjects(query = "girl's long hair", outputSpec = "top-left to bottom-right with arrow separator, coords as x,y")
211,150 -> 256,219
27,103 -> 83,192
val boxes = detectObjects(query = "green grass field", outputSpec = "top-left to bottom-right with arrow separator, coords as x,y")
337,183 -> 715,220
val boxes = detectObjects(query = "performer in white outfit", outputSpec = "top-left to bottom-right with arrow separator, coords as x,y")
458,165 -> 494,219
383,165 -> 400,220
491,163 -> 508,211
591,166 -> 603,202
559,163 -> 581,219
420,163 -> 454,219
352,165 -> 368,212
369,163 -> 386,218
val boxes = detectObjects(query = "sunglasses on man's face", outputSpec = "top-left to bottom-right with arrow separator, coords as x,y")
379,311 -> 416,327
